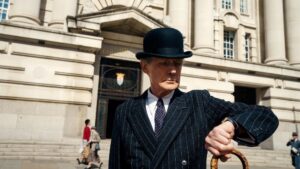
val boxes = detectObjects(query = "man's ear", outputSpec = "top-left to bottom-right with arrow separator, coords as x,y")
140,61 -> 148,74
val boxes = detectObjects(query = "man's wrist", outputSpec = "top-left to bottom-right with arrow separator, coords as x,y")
223,117 -> 239,131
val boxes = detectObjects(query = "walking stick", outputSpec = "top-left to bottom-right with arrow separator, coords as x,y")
210,148 -> 249,169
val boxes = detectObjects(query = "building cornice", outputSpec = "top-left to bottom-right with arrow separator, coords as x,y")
186,54 -> 300,81
0,22 -> 103,53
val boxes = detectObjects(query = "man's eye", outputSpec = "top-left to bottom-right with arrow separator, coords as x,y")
175,62 -> 182,66
160,62 -> 169,66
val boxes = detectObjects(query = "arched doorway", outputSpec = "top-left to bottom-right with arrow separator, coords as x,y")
96,58 -> 141,138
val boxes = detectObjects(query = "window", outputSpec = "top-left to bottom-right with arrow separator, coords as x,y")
224,31 -> 235,59
240,0 -> 248,14
222,0 -> 233,9
244,33 -> 251,61
0,0 -> 9,22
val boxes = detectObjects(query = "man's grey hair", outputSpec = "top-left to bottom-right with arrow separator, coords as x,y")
140,57 -> 153,63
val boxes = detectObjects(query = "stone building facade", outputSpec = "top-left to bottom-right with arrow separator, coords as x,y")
0,0 -> 300,150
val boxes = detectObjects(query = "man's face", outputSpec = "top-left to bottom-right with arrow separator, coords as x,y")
141,58 -> 183,96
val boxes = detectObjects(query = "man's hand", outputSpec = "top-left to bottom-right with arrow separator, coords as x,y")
205,121 -> 235,160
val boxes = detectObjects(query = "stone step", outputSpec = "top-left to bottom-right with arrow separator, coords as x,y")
0,141 -> 111,161
0,140 -> 293,168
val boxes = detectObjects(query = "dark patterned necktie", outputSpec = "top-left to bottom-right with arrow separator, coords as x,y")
155,98 -> 166,137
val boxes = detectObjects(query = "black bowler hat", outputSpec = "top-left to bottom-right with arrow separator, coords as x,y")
136,28 -> 193,59
293,132 -> 298,136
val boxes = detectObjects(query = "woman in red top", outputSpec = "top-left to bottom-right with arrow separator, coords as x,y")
77,119 -> 91,165
83,119 -> 91,142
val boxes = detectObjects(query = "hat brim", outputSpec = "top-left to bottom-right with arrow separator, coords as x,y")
136,51 -> 193,60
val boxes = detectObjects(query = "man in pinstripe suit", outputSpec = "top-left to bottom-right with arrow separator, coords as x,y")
109,28 -> 279,169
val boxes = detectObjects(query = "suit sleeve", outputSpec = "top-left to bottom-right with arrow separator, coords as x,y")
287,140 -> 292,146
109,106 -> 124,169
200,90 -> 279,146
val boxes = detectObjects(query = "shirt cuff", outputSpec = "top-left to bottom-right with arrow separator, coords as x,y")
225,117 -> 257,145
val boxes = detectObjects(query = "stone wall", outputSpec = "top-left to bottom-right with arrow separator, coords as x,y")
0,22 -> 102,141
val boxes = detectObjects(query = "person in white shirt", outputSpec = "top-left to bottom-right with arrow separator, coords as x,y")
109,27 -> 279,169
287,132 -> 300,169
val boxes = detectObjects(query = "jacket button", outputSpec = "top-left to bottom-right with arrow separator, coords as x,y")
181,160 -> 187,166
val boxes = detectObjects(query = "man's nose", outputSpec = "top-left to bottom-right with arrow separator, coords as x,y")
170,67 -> 177,74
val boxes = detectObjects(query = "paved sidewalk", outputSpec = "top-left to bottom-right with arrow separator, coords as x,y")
0,159 -> 81,169
0,159 -> 292,169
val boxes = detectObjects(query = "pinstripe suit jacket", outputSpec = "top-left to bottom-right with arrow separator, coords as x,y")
109,89 -> 278,169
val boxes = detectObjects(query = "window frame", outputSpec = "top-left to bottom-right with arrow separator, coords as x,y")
240,0 -> 248,14
0,0 -> 10,22
222,0 -> 233,10
244,33 -> 251,62
224,31 -> 235,59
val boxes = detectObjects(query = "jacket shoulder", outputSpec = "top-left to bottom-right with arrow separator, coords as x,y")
115,96 -> 143,116
185,89 -> 210,98
119,94 -> 143,107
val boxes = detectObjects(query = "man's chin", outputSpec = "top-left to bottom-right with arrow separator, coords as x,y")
161,84 -> 179,91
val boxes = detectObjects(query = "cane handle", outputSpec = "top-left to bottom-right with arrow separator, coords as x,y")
210,148 -> 249,169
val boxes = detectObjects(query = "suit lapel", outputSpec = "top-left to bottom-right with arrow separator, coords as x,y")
127,91 -> 157,158
152,89 -> 190,169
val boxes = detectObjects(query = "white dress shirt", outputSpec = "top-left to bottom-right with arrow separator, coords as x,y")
145,89 -> 174,131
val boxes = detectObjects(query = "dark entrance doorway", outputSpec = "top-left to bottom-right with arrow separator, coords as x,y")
233,86 -> 257,105
106,99 -> 124,138
96,58 -> 141,138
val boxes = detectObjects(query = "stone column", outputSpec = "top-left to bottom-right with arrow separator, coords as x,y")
168,0 -> 189,39
263,0 -> 287,65
9,0 -> 41,25
214,21 -> 221,55
250,33 -> 258,63
284,0 -> 300,67
216,21 -> 224,57
237,26 -> 244,61
193,0 -> 214,53
49,0 -> 78,29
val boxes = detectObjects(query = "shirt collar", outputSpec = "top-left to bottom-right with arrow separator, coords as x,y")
147,89 -> 174,106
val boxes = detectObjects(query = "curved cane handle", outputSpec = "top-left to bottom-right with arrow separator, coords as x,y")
210,149 -> 249,169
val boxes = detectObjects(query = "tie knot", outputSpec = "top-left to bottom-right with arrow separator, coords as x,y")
157,98 -> 164,105
157,98 -> 164,107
